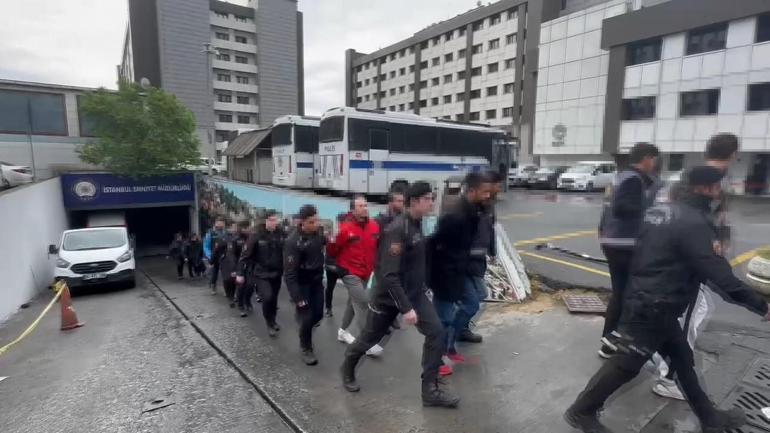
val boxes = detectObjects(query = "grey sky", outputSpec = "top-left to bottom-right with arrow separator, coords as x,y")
0,0 -> 484,116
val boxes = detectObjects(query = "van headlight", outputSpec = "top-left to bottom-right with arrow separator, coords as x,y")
117,251 -> 133,263
56,258 -> 70,269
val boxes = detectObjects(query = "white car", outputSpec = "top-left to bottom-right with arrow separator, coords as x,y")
558,161 -> 616,191
509,164 -> 539,187
50,227 -> 136,290
0,161 -> 33,188
191,157 -> 226,175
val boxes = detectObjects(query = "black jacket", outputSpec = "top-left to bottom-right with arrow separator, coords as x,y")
169,239 -> 185,260
624,194 -> 768,320
283,230 -> 325,303
184,239 -> 203,263
372,214 -> 427,314
429,197 -> 485,301
238,227 -> 285,280
599,168 -> 655,249
220,233 -> 246,279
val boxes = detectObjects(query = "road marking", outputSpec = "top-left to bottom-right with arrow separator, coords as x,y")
519,251 -> 611,278
499,211 -> 543,220
730,245 -> 769,267
514,230 -> 595,247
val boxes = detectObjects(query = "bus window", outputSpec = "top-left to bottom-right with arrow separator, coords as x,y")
369,128 -> 389,150
272,124 -> 291,146
295,125 -> 317,153
320,116 -> 344,142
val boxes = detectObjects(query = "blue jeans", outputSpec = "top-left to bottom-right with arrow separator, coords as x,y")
434,276 -> 483,353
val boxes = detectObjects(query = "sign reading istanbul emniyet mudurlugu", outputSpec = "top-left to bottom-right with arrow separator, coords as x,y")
60,172 -> 196,210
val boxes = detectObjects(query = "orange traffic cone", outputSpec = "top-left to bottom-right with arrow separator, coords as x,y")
59,284 -> 84,331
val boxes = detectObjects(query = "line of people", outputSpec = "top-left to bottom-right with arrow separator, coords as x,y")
168,232 -> 205,279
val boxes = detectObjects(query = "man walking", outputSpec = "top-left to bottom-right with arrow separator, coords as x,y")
333,195 -> 382,356
375,189 -> 405,229
203,216 -> 228,295
220,221 -> 247,309
168,232 -> 187,280
284,205 -> 326,365
565,166 -> 770,433
341,181 -> 460,408
238,210 -> 285,330
597,142 -> 660,358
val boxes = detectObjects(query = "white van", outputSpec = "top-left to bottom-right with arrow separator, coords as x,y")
87,211 -> 126,228
557,161 -> 616,191
50,227 -> 136,289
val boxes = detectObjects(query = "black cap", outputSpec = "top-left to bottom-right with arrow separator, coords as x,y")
685,166 -> 725,187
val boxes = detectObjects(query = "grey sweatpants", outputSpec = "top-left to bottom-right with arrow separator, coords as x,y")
340,275 -> 370,335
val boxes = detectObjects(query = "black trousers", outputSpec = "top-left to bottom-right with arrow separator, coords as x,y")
208,261 -> 221,287
186,260 -> 197,277
343,292 -> 446,384
296,282 -> 324,350
325,269 -> 339,310
175,257 -> 185,277
601,246 -> 634,337
570,314 -> 717,424
256,276 -> 282,326
223,277 -> 237,300
237,282 -> 254,310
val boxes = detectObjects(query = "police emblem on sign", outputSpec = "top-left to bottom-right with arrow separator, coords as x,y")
72,180 -> 98,201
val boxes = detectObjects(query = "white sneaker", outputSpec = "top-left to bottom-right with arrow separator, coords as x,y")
652,378 -> 685,401
366,344 -> 384,357
337,328 -> 355,345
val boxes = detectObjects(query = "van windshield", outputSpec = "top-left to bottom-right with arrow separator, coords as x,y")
566,164 -> 595,174
63,229 -> 126,251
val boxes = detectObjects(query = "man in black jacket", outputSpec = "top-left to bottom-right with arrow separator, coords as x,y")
565,166 -> 770,433
340,181 -> 460,408
374,189 -> 405,229
284,205 -> 326,366
597,142 -> 660,358
237,210 -> 285,329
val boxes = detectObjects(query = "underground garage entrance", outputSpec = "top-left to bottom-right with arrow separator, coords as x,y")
61,172 -> 198,257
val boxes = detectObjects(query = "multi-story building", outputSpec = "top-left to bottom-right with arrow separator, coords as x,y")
536,0 -> 770,194
120,0 -> 305,160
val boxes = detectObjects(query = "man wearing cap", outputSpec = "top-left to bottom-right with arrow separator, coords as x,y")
565,165 -> 770,433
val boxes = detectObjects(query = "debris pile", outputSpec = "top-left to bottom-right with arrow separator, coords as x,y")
485,223 -> 531,302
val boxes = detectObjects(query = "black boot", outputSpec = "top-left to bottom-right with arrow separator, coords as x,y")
701,408 -> 746,433
563,408 -> 613,433
457,329 -> 482,343
340,360 -> 360,392
268,325 -> 278,338
422,378 -> 460,408
302,348 -> 318,366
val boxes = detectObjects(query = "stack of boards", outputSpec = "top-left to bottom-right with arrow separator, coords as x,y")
485,223 -> 531,302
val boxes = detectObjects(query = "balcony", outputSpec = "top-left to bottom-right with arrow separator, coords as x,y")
215,122 -> 259,132
211,38 -> 257,54
213,101 -> 259,113
212,59 -> 258,74
210,16 -> 255,33
212,80 -> 259,93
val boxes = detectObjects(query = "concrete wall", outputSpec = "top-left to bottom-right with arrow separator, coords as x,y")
0,178 -> 69,322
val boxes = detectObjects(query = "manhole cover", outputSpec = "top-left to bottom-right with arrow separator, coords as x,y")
563,294 -> 606,314
721,385 -> 770,433
743,359 -> 770,389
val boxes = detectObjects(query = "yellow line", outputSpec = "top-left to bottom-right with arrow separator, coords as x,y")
499,212 -> 543,220
0,282 -> 64,357
730,245 -> 769,267
519,251 -> 611,278
514,230 -> 596,247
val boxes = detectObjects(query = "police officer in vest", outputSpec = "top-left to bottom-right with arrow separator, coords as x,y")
597,142 -> 660,358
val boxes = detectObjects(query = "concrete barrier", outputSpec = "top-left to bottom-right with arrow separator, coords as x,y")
0,178 -> 69,322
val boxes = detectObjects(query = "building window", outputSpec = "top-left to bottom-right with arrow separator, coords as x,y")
372,76 -> 378,83
365,95 -> 370,102
215,32 -> 229,41
390,53 -> 397,61
409,46 -> 416,54
502,107 -> 514,117
458,49 -> 467,59
486,109 -> 497,119
758,13 -> 770,43
469,112 -> 480,121
506,33 -> 517,45
365,79 -> 370,86
470,89 -> 481,99
472,21 -> 483,32
408,83 -> 415,91
408,102 -> 414,109
217,74 -> 231,82
487,86 -> 498,96
471,67 -> 481,77
399,67 -> 406,76
505,58 -> 515,69
444,74 -> 453,83
238,115 -> 251,124
668,154 -> 685,171
458,70 -> 467,80
216,53 -> 230,61
503,83 -> 514,94
398,104 -> 405,111
420,60 -> 428,70
235,15 -> 249,23
432,77 -> 440,86
507,9 -> 517,20
215,11 -> 228,19
236,76 -> 249,84
379,91 -> 386,98
748,82 -> 770,111
445,53 -> 454,63
432,37 -> 440,46
445,32 -> 454,42
686,23 -> 727,55
409,65 -> 415,73
680,89 -> 720,116
444,95 -> 452,103
456,114 -> 465,121
457,92 -> 466,101
235,55 -> 248,64
218,114 -> 233,122
399,86 -> 405,94
389,105 -> 395,111
627,38 -> 662,66
489,39 -> 500,50
472,44 -> 483,55
399,49 -> 406,58
420,99 -> 427,108
621,96 -> 656,120
420,41 -> 429,50
356,97 -> 363,104
490,14 -> 501,26
390,71 -> 396,79
217,94 -> 232,103
237,96 -> 250,104
365,63 -> 370,70
236,35 -> 248,44
432,97 -> 439,106
432,57 -> 440,66
420,80 -> 428,89
0,90 -> 68,135
356,81 -> 362,88
390,88 -> 397,96
488,62 -> 499,73
380,73 -> 386,81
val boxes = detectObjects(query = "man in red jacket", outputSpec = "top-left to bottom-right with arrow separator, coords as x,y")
332,195 -> 383,356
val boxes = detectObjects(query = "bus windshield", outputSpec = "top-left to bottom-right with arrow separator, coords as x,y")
320,116 -> 344,142
271,124 -> 291,146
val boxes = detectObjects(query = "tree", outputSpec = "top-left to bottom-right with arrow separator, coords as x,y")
78,82 -> 200,177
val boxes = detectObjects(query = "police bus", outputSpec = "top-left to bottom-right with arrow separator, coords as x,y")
316,107 -> 508,195
271,115 -> 320,189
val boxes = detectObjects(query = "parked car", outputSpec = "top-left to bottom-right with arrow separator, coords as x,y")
529,166 -> 569,189
0,161 -> 33,188
509,164 -> 539,187
190,157 -> 226,175
557,161 -> 616,191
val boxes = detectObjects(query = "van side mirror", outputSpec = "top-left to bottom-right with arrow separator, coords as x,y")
48,244 -> 58,255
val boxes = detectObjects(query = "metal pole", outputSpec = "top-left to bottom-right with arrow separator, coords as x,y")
26,98 -> 37,180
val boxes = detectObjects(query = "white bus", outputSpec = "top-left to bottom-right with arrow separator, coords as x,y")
271,115 -> 320,189
316,107 -> 507,195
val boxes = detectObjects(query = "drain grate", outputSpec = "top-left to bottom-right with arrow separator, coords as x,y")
722,385 -> 770,433
563,294 -> 606,314
743,359 -> 770,389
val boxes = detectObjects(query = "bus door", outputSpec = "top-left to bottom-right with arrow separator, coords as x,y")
367,128 -> 389,194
